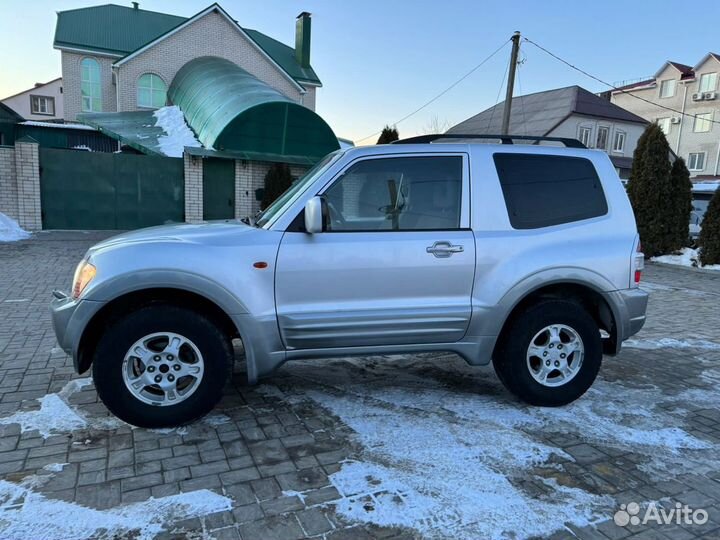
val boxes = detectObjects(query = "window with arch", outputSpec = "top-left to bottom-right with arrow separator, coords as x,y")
137,74 -> 167,109
81,58 -> 101,112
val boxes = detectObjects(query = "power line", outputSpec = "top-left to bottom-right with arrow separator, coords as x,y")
523,37 -> 720,126
355,39 -> 511,143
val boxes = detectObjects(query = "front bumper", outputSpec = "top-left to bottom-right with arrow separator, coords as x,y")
50,291 -> 104,373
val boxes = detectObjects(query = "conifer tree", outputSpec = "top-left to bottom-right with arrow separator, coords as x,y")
668,157 -> 693,249
698,189 -> 720,266
377,126 -> 399,144
626,123 -> 674,256
261,163 -> 293,210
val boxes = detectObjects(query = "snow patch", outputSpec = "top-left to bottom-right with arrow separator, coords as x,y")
286,357 -> 717,539
0,479 -> 231,540
19,120 -> 96,131
692,182 -> 720,192
0,212 -> 30,242
624,337 -> 720,350
202,413 -> 231,427
41,463 -> 67,473
651,247 -> 720,271
0,378 -> 122,437
153,106 -> 201,158
308,388 -> 610,539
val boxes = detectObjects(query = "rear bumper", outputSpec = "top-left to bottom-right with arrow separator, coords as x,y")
604,287 -> 648,355
50,291 -> 105,373
619,287 -> 649,339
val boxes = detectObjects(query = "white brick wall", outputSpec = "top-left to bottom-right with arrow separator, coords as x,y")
0,146 -> 18,220
116,10 -> 308,113
14,141 -> 42,231
234,159 -> 308,220
183,153 -> 203,222
62,52 -> 118,121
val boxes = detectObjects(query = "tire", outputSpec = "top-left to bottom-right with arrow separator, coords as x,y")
493,300 -> 602,407
92,304 -> 232,428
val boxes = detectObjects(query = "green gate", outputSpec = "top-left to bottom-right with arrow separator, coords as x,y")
40,148 -> 184,229
203,158 -> 235,220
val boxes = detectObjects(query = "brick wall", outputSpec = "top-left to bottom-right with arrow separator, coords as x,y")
183,153 -> 203,222
234,159 -> 308,220
0,146 -> 18,220
14,141 -> 42,231
117,10 -> 307,113
62,52 -> 118,121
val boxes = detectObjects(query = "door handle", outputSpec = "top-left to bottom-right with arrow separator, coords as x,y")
426,241 -> 464,258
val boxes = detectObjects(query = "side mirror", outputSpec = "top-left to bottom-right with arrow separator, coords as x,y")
304,196 -> 323,233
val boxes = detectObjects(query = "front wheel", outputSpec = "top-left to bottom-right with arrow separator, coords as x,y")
92,305 -> 232,428
493,300 -> 602,406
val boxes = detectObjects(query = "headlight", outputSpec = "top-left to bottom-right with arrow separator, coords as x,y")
72,260 -> 96,299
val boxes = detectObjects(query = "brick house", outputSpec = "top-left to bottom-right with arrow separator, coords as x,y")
0,2 -> 342,231
609,53 -> 720,179
54,2 -> 322,121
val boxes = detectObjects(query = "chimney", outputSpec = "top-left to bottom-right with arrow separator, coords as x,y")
295,12 -> 311,68
132,2 -> 139,9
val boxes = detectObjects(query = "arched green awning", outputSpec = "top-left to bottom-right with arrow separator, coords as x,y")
168,56 -> 339,159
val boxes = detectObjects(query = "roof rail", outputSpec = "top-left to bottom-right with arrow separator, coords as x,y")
391,134 -> 586,148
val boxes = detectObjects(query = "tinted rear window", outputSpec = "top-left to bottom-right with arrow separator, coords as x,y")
493,153 -> 608,229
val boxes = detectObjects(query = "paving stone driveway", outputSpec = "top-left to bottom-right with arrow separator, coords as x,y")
0,231 -> 719,539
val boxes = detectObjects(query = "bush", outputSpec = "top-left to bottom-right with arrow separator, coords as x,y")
668,157 -> 693,249
698,189 -> 720,266
626,123 -> 674,256
377,126 -> 399,144
261,163 -> 293,210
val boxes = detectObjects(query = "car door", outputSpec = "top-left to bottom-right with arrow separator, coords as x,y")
274,153 -> 476,350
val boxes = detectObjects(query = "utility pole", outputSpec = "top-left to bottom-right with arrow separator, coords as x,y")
501,31 -> 521,135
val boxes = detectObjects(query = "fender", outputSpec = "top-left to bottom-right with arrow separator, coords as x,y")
467,266 -> 623,354
85,269 -> 250,315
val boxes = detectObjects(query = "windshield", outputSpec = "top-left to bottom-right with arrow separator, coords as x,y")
256,151 -> 343,228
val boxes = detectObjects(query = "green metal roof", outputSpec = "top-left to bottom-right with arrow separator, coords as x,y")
54,4 -> 185,56
54,3 -> 322,85
169,57 -> 338,160
78,110 -> 167,156
244,29 -> 319,85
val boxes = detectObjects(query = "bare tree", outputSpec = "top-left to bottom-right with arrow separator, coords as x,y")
422,115 -> 451,135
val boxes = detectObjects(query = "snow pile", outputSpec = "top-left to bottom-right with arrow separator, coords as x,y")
0,479 -> 231,540
651,247 -> 720,271
0,212 -> 30,242
153,106 -> 201,158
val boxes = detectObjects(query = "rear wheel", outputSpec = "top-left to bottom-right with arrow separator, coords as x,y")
493,300 -> 602,406
92,305 -> 232,428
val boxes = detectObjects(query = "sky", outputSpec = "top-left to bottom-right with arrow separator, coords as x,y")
1,0 -> 719,144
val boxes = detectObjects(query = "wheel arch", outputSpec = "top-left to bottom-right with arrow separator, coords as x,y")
77,287 -> 242,374
491,278 -> 620,361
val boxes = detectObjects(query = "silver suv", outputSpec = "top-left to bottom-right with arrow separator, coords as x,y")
50,135 -> 648,427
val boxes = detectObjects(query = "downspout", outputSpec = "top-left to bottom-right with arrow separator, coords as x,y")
113,65 -> 121,152
675,82 -> 688,155
714,139 -> 720,176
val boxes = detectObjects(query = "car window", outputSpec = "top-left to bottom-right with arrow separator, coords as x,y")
493,153 -> 608,229
257,151 -> 343,228
323,156 -> 463,231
